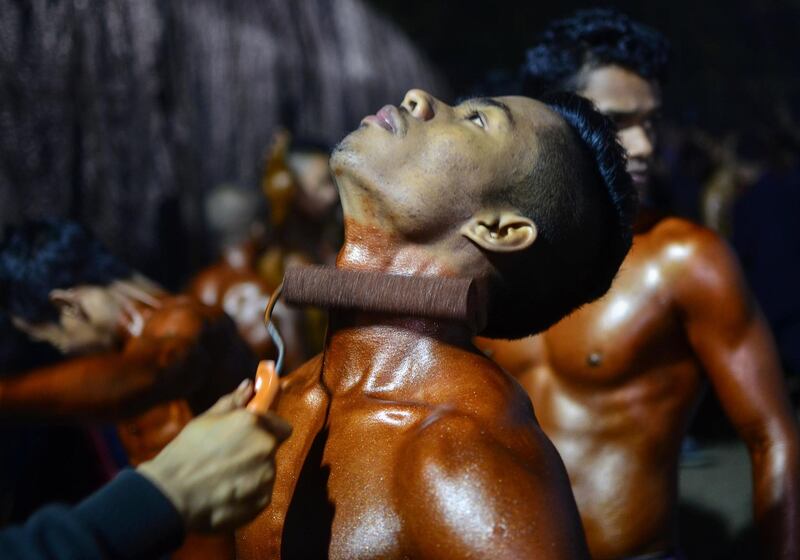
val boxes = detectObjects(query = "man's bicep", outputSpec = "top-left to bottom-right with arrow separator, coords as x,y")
701,311 -> 795,443
678,233 -> 756,345
396,416 -> 588,559
678,237 -> 793,439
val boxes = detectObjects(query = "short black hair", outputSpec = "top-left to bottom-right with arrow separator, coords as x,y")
521,9 -> 670,97
0,221 -> 132,323
484,92 -> 636,338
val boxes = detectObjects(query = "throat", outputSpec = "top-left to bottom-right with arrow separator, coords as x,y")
277,264 -> 485,394
321,314 -> 473,396
633,206 -> 667,234
336,217 -> 473,277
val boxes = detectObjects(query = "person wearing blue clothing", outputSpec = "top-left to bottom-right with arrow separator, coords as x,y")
0,380 -> 290,559
0,220 -> 258,523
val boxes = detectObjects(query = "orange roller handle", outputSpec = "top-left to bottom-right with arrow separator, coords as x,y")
247,360 -> 280,414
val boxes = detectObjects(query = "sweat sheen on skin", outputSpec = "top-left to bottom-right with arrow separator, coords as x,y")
245,264 -> 489,411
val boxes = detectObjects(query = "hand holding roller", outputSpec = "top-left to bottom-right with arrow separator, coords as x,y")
247,360 -> 280,414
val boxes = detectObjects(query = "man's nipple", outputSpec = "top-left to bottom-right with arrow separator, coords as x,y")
586,352 -> 602,367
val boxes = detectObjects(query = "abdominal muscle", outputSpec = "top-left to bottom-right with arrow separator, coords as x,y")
561,433 -> 678,559
522,358 -> 704,559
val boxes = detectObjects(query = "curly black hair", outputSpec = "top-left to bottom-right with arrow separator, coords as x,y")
521,9 -> 670,97
0,221 -> 132,323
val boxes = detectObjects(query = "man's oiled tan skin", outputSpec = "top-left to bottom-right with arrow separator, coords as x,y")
480,65 -> 800,559
2,287 -> 265,560
190,240 -> 274,358
236,90 -> 590,559
189,241 -> 308,372
1,292 -> 253,421
2,285 -> 257,479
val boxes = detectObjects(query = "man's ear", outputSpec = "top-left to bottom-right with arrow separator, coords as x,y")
460,210 -> 538,253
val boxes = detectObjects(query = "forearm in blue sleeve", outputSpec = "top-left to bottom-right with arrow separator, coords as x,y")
0,469 -> 185,559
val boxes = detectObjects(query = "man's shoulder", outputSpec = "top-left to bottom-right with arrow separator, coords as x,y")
403,404 -> 549,464
435,348 -> 537,419
645,216 -> 733,272
645,217 -> 749,311
647,216 -> 719,249
400,352 -> 550,467
392,402 -> 587,558
278,354 -> 325,398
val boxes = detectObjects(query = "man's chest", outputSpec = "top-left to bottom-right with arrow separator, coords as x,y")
238,393 -> 422,559
325,399 -> 434,552
542,250 -> 686,385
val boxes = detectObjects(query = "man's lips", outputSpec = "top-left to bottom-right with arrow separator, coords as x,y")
627,163 -> 650,185
360,105 -> 402,134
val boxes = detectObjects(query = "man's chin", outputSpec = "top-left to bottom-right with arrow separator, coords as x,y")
330,139 -> 357,176
628,170 -> 649,187
631,180 -> 655,210
331,125 -> 364,156
330,129 -> 373,175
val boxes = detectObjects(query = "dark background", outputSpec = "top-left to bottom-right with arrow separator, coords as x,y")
368,0 -> 800,132
2,0 -> 798,287
0,0 -> 445,287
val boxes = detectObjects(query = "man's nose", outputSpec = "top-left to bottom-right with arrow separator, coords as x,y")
401,89 -> 436,121
620,125 -> 654,160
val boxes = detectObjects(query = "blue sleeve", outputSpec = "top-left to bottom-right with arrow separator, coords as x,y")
0,469 -> 185,559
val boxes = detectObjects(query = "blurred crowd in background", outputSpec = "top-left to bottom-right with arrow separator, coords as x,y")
2,0 -> 798,367
1,1 -> 799,557
7,0 -> 795,381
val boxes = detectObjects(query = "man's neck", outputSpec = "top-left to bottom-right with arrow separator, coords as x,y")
633,205 -> 667,235
313,219 -> 479,395
321,311 -> 474,397
335,218 -> 470,276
